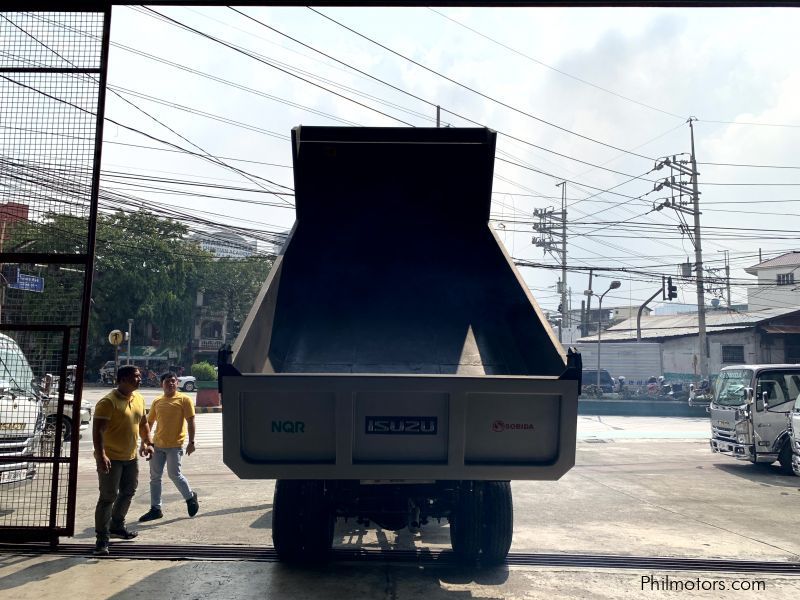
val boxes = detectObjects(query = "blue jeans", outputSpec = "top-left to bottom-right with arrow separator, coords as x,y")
149,446 -> 193,509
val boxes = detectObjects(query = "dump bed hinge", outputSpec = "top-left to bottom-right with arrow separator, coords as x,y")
217,345 -> 241,396
559,347 -> 582,395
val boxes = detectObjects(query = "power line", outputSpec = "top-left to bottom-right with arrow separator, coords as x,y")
227,6 -> 666,183
307,6 -> 655,162
139,6 -> 415,127
427,7 -> 686,121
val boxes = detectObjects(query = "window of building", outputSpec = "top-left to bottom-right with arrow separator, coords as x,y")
721,345 -> 745,364
777,273 -> 795,286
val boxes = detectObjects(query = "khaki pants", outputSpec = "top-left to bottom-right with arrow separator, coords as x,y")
95,458 -> 138,541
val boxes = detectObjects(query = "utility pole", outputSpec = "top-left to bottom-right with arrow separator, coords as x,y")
689,118 -> 708,380
583,269 -> 594,337
558,181 -> 568,336
533,183 -> 568,338
652,118 -> 708,379
723,249 -> 731,308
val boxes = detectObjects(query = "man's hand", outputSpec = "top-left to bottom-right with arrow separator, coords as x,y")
95,453 -> 111,474
186,441 -> 195,456
139,442 -> 154,460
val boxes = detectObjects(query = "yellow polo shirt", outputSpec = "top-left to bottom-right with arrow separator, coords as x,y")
147,393 -> 195,448
93,389 -> 145,461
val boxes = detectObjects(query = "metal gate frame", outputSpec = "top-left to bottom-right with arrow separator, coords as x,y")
0,6 -> 110,545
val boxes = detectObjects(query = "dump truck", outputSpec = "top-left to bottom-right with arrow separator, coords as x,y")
221,126 -> 580,564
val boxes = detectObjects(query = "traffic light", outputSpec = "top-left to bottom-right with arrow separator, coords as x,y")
666,276 -> 678,301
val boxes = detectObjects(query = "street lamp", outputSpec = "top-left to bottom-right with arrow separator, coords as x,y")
597,280 -> 621,389
127,318 -> 133,366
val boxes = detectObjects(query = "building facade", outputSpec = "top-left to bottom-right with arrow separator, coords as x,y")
578,307 -> 800,381
745,251 -> 800,312
190,230 -> 257,258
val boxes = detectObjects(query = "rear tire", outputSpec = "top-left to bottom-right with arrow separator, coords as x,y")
480,481 -> 513,565
272,479 -> 335,563
778,441 -> 794,475
449,482 -> 482,564
183,381 -> 195,392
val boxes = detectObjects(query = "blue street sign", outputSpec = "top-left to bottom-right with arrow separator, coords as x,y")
9,268 -> 44,293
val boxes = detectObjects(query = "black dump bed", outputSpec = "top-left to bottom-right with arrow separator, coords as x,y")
224,127 -> 577,481
233,126 -> 565,377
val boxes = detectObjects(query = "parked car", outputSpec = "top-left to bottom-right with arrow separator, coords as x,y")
98,360 -> 116,385
177,375 -> 196,392
582,369 -> 615,393
40,374 -> 91,442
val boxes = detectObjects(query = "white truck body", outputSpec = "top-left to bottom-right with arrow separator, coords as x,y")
0,333 -> 44,485
709,364 -> 799,474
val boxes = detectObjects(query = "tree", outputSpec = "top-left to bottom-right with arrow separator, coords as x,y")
195,254 -> 273,342
4,209 -> 274,372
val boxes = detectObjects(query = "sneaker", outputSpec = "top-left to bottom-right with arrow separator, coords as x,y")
186,491 -> 199,517
138,507 -> 163,522
93,540 -> 109,556
109,527 -> 138,540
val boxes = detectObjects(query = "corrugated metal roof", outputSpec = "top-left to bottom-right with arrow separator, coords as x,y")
745,251 -> 800,274
576,306 -> 800,342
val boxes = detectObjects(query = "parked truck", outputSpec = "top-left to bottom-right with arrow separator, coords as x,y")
221,126 -> 580,564
709,364 -> 800,475
0,333 -> 88,485
0,333 -> 44,485
789,391 -> 800,476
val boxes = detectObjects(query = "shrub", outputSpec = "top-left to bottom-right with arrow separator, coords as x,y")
191,361 -> 217,381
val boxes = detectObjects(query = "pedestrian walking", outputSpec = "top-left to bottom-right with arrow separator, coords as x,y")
138,371 -> 199,523
92,365 -> 152,556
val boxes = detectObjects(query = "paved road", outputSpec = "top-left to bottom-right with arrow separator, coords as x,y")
9,413 -> 800,599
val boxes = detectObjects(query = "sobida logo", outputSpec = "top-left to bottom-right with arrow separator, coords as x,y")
491,420 -> 534,433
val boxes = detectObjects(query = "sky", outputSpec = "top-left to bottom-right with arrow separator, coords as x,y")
93,5 -> 800,318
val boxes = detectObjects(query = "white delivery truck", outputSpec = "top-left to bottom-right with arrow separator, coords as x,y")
221,126 -> 580,565
0,333 -> 44,485
709,364 -> 800,475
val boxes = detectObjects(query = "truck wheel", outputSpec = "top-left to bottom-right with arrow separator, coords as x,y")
480,481 -> 513,565
778,441 -> 794,475
272,479 -> 334,563
44,415 -> 72,443
449,482 -> 482,564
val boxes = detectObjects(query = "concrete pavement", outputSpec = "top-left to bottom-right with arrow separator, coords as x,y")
2,416 -> 800,598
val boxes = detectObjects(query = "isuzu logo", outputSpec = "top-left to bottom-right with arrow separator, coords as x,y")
365,416 -> 437,435
0,423 -> 25,431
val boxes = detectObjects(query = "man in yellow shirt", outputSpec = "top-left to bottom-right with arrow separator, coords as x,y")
92,365 -> 152,556
138,371 -> 199,523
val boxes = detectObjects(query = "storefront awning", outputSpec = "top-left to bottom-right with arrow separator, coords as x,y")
761,325 -> 800,334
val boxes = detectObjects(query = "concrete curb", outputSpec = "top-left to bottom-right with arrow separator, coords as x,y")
195,406 -> 222,414
578,398 -> 708,417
